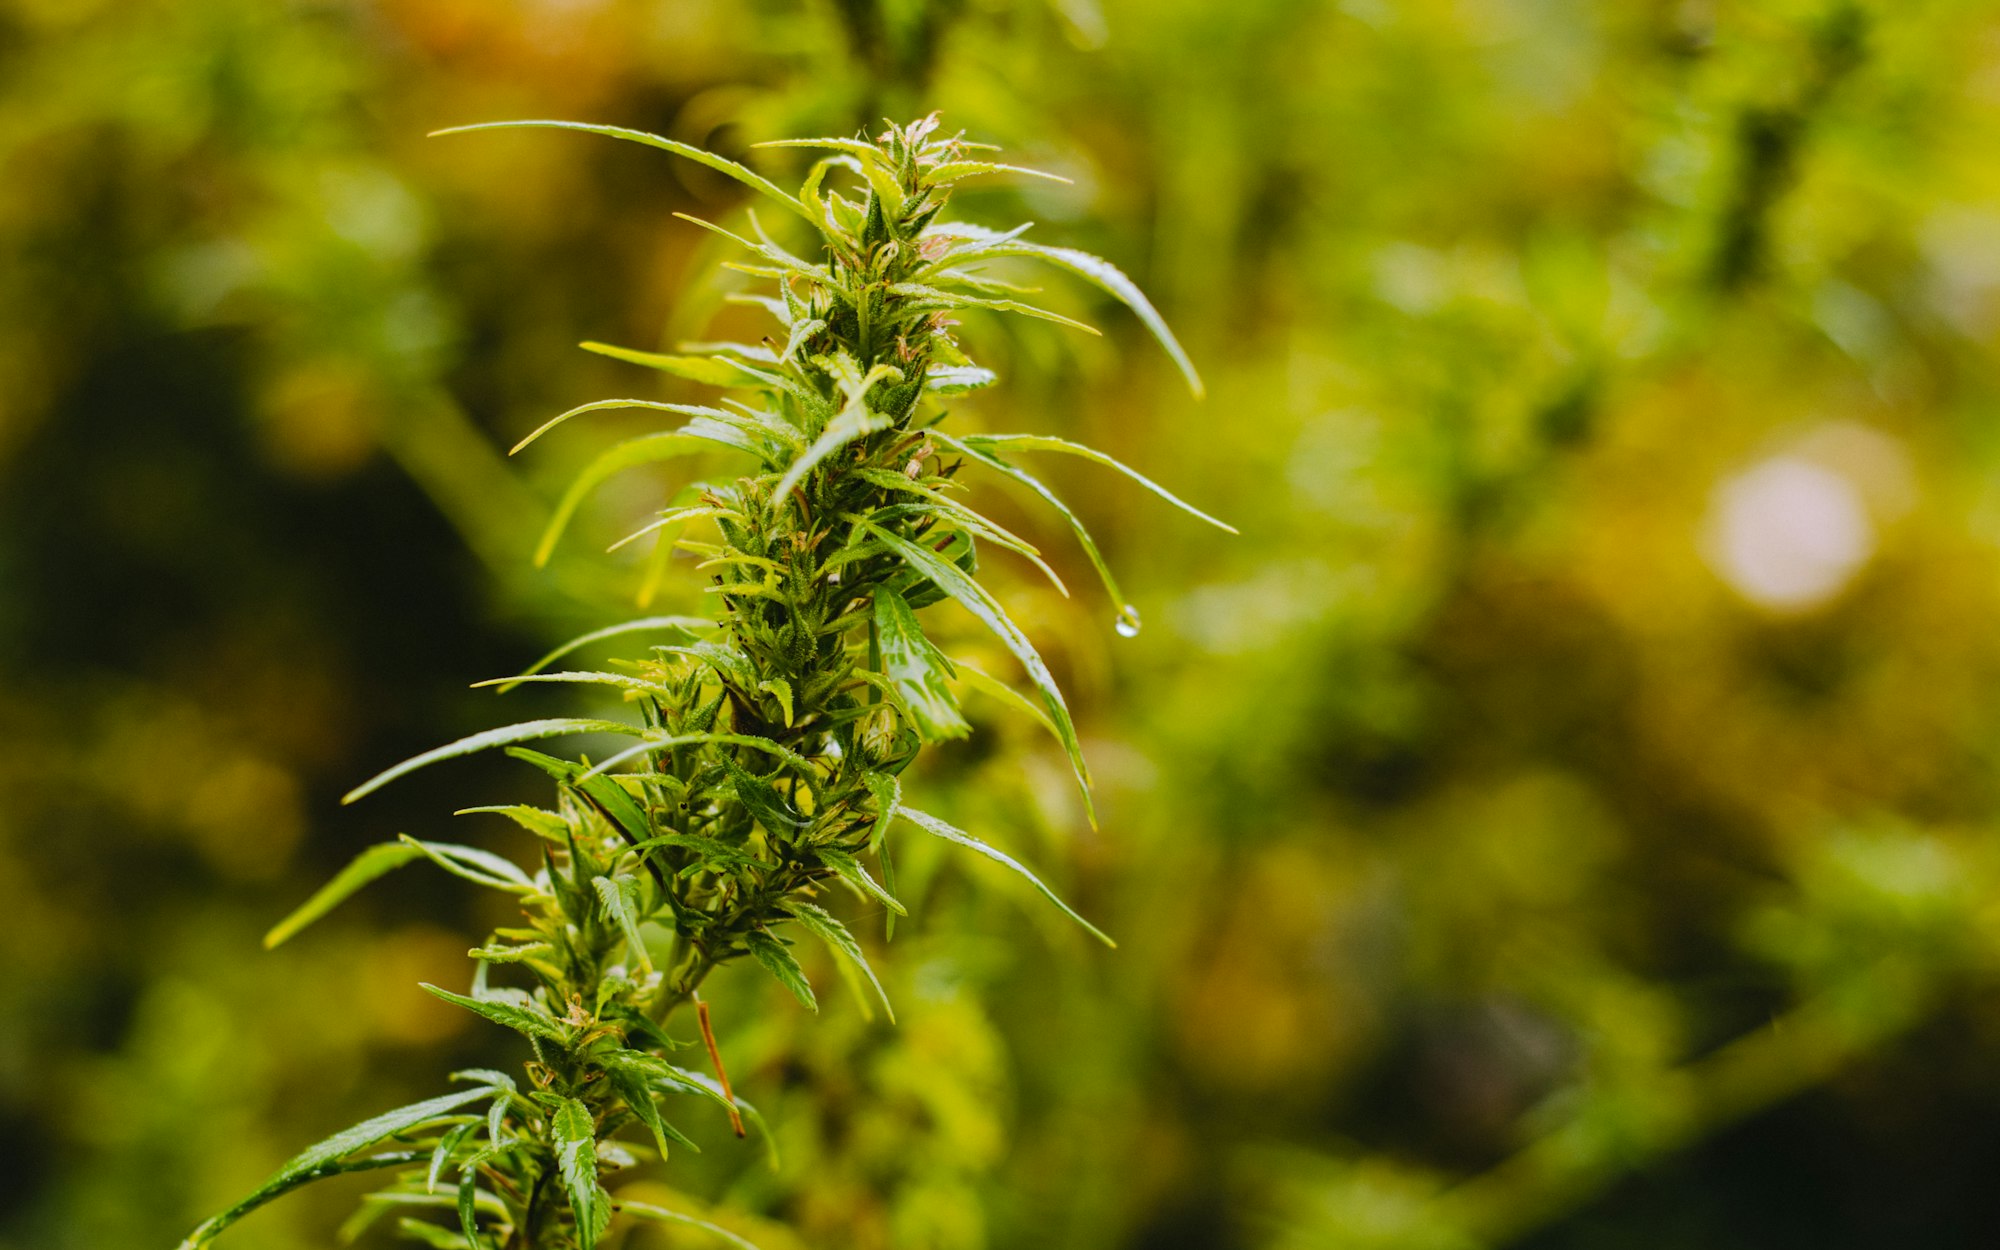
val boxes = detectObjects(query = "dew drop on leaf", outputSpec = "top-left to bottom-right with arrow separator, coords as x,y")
1114,605 -> 1143,638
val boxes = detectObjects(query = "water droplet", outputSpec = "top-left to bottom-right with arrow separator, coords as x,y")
1114,605 -> 1143,638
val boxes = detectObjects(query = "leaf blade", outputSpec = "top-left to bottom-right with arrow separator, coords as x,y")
343,719 -> 639,804
432,120 -> 808,221
263,842 -> 424,949
895,805 -> 1114,947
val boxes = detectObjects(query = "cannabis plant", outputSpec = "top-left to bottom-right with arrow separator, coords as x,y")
181,114 -> 1222,1250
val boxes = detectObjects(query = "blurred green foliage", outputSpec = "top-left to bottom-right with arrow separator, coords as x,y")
8,0 -> 2000,1247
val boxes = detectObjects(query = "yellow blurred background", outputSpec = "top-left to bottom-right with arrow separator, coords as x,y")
7,1 -> 2000,1247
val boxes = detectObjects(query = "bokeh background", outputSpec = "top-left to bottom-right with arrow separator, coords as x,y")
8,0 -> 2000,1246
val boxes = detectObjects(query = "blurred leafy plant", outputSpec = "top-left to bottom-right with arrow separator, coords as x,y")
180,114 -> 1217,1250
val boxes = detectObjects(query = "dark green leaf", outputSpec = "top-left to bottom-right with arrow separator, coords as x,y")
420,984 -> 570,1044
606,1062 -> 699,1159
744,930 -> 817,1011
861,522 -> 1094,822
873,586 -> 970,741
780,901 -> 893,1020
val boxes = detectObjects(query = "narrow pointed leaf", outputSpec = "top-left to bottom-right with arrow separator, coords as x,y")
455,805 -> 571,843
536,432 -> 734,567
420,983 -> 570,1044
934,431 -> 1130,611
926,364 -> 998,394
780,901 -> 893,1020
926,225 -> 1203,396
606,1060 -> 699,1158
814,846 -> 905,915
344,719 -> 637,804
895,806 -> 1114,947
397,836 -> 535,894
511,398 -> 736,455
771,402 -> 891,506
500,616 -> 709,692
861,521 -> 1094,819
263,842 -> 423,949
432,121 -> 808,221
959,433 -> 1236,532
923,160 -> 1072,185
177,1086 -> 498,1248
428,1121 -> 478,1195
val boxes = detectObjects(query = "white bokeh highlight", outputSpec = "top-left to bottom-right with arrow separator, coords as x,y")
1707,455 -> 1875,612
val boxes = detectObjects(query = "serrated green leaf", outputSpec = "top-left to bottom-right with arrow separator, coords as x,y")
606,1062 -> 699,1160
723,756 -> 807,834
263,842 -> 424,949
860,521 -> 1094,823
177,1086 -> 497,1249
550,1098 -> 607,1250
744,930 -> 817,1011
449,1069 -> 517,1093
343,719 -> 638,804
862,772 -> 901,852
592,875 -> 654,974
873,586 -> 970,741
473,670 -> 667,695
757,677 -> 795,727
432,121 -> 808,221
780,901 -> 893,1020
771,396 -> 893,507
950,656 -> 1060,738
578,342 -> 752,387
895,805 -> 1114,947
420,983 -> 570,1044
814,846 -> 905,916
